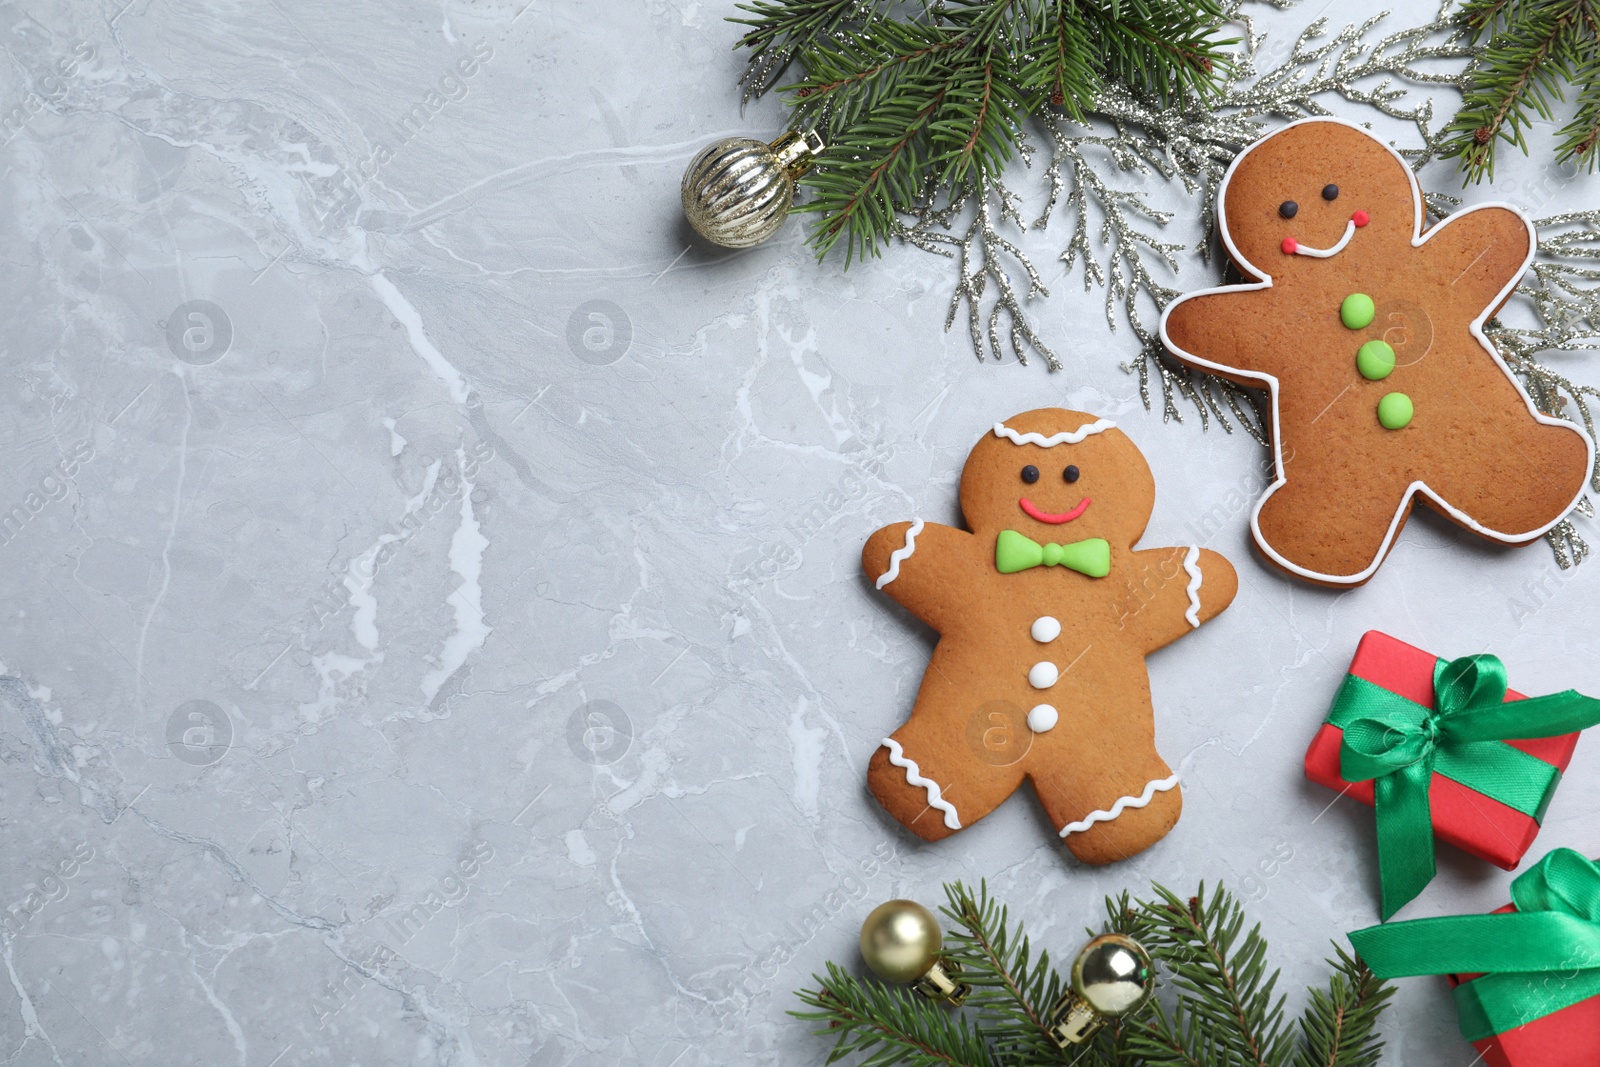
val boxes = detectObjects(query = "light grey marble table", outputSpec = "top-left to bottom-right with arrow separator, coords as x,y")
3,1 -> 1598,1064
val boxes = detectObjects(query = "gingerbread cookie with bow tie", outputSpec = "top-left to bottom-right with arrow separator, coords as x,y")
861,409 -> 1237,864
1161,116 -> 1593,586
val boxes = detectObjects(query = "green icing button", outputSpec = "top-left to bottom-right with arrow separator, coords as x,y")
1341,293 -> 1376,329
1357,339 -> 1396,380
1377,392 -> 1413,430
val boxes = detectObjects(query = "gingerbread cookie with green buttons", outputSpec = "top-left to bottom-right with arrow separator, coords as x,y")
1161,116 -> 1594,586
861,409 -> 1238,864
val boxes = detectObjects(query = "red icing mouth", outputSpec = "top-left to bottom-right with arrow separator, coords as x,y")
1019,497 -> 1091,524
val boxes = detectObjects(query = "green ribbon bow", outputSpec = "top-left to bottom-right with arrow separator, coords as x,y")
994,530 -> 1110,577
1350,848 -> 1600,1041
1329,654 -> 1600,920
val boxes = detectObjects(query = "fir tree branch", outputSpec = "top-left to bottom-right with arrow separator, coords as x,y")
1440,0 -> 1600,181
738,0 -> 1234,259
793,27 -> 968,126
793,961 -> 999,1067
1554,35 -> 1600,168
801,86 -> 949,263
1079,0 -> 1236,105
731,0 -> 886,104
1289,945 -> 1394,1067
1122,884 -> 1294,1067
1024,4 -> 1103,119
939,880 -> 1069,1064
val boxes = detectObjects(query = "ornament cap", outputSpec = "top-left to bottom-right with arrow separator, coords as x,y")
769,129 -> 826,179
910,958 -> 971,1007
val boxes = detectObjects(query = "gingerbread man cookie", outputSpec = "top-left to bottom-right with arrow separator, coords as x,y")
1161,117 -> 1593,586
862,409 -> 1238,864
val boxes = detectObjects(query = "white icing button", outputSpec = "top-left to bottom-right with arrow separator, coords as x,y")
1028,661 -> 1059,689
1030,616 -> 1061,643
1027,704 -> 1058,733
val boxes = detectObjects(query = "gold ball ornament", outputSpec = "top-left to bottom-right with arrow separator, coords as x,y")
1047,934 -> 1155,1047
859,899 -> 971,1005
1073,933 -> 1154,1014
680,130 -> 825,248
859,899 -> 942,982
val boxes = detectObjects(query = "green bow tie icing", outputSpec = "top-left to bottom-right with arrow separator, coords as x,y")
995,529 -> 1111,577
1329,653 -> 1600,919
1350,848 -> 1600,1042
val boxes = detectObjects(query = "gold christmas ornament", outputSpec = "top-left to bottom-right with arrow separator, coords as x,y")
858,899 -> 970,1005
1046,933 -> 1155,1047
680,130 -> 824,248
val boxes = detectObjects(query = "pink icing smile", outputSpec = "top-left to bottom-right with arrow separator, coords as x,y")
1019,497 -> 1091,524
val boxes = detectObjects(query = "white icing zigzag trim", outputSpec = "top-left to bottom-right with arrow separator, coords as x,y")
1058,775 -> 1180,837
992,419 -> 1116,447
875,518 -> 924,590
1182,546 -> 1202,628
881,737 -> 961,830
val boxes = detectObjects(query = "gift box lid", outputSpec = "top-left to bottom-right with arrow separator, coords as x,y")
1304,630 -> 1581,872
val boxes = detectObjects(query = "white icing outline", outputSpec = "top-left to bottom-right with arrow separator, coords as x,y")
1182,546 -> 1202,628
881,737 -> 961,830
993,419 -> 1116,447
1291,217 -> 1357,257
1058,775 -> 1181,837
1157,115 -> 1595,586
875,518 -> 923,590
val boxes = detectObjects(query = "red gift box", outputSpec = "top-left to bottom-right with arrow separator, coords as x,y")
1303,630 -> 1579,871
1446,898 -> 1600,1067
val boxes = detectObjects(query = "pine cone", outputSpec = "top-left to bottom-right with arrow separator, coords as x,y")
1474,126 -> 1493,145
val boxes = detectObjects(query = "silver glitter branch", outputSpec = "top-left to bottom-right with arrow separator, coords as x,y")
900,179 -> 1063,369
1482,210 -> 1600,564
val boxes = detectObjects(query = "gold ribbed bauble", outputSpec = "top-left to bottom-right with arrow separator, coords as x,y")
859,899 -> 942,982
680,130 -> 824,248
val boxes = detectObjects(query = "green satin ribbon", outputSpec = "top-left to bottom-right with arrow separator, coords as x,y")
1329,654 -> 1600,920
994,530 -> 1110,577
1350,849 -> 1600,1041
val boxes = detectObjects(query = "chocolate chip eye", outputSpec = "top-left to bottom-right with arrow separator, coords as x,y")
1322,184 -> 1340,201
1063,465 -> 1080,483
1021,464 -> 1039,484
1279,200 -> 1298,219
